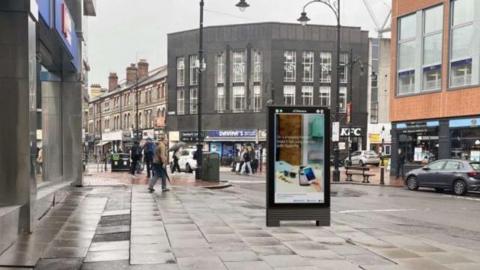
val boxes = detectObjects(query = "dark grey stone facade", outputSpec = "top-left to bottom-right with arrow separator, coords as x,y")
167,22 -> 369,149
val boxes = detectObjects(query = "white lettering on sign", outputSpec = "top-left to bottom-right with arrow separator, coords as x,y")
340,128 -> 362,137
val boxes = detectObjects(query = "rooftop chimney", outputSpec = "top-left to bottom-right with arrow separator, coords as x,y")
137,59 -> 149,79
126,63 -> 137,84
108,72 -> 118,92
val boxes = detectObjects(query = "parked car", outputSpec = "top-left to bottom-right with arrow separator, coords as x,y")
344,151 -> 380,166
405,159 -> 480,196
177,148 -> 198,173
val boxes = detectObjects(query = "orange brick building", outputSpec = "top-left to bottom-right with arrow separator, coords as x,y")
390,0 -> 480,176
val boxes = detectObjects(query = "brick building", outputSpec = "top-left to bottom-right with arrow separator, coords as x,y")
87,60 -> 167,158
390,0 -> 480,176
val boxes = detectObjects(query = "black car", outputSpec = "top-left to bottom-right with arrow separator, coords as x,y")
405,159 -> 480,195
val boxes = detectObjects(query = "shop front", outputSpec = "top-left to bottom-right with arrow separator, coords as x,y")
450,117 -> 480,161
339,127 -> 366,160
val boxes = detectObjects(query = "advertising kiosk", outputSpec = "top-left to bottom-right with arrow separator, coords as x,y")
267,106 -> 331,227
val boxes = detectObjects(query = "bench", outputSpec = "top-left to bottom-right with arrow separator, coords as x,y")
345,166 -> 375,183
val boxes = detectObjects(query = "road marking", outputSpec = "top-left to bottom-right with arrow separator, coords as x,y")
442,195 -> 480,202
337,208 -> 417,214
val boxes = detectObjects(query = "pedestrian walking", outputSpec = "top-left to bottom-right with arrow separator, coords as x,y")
396,148 -> 406,179
241,146 -> 252,175
148,137 -> 169,192
171,148 -> 181,173
130,141 -> 142,175
143,138 -> 155,178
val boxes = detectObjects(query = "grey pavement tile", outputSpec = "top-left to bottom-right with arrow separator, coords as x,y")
217,251 -> 259,262
326,244 -> 370,256
131,227 -> 166,236
224,261 -> 273,270
173,247 -> 216,258
131,221 -> 164,228
449,263 -> 480,270
35,258 -> 83,270
261,255 -> 313,268
0,250 -> 41,267
283,241 -> 327,251
396,258 -> 454,270
372,248 -> 420,259
403,244 -> 444,253
270,233 -> 310,242
177,256 -> 227,270
273,267 -> 317,270
81,260 -> 131,270
201,227 -> 235,235
131,235 -> 169,244
250,245 -> 295,256
310,237 -> 347,245
308,259 -> 360,270
130,251 -> 176,264
42,247 -> 88,258
84,249 -> 129,262
131,243 -> 171,253
168,230 -> 204,239
165,224 -> 199,231
164,218 -> 195,224
89,241 -> 130,252
95,225 -> 130,235
205,234 -> 244,243
425,252 -> 474,264
210,243 -> 251,252
244,237 -> 282,247
50,239 -> 92,248
294,249 -> 343,260
170,238 -> 209,248
55,231 -> 96,240
238,230 -> 272,238
92,232 -> 130,242
102,209 -> 130,216
345,253 -> 395,266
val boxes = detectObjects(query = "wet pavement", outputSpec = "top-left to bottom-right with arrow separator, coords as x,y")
0,172 -> 479,269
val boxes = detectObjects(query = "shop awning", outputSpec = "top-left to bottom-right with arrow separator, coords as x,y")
96,141 -> 111,146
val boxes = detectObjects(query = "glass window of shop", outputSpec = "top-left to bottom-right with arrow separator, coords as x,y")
449,0 -> 480,88
398,129 -> 439,164
450,126 -> 480,161
397,13 -> 417,95
422,5 -> 443,91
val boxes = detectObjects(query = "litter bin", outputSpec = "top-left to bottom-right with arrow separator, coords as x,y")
202,152 -> 220,182
111,153 -> 131,172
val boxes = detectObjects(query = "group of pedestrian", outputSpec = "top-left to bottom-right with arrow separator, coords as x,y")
233,145 -> 259,175
129,137 -> 169,193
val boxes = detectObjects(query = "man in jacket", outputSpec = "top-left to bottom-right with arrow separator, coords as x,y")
143,138 -> 155,178
148,137 -> 169,192
130,141 -> 141,175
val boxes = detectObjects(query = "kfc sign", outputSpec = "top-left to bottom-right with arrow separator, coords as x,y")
61,3 -> 72,46
340,127 -> 362,137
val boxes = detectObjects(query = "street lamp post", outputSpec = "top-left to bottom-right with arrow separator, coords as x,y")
195,0 -> 249,180
298,0 -> 341,182
380,125 -> 385,185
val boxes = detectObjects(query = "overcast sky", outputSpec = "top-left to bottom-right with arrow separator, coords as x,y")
87,0 -> 391,88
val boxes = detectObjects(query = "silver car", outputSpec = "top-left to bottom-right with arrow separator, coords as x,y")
345,150 -> 380,166
405,159 -> 480,196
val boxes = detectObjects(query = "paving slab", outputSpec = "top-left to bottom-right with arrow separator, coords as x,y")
177,256 -> 227,270
84,249 -> 130,263
217,251 -> 259,262
35,258 -> 83,270
261,255 -> 314,268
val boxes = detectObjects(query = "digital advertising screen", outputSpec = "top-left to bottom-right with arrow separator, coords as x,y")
272,108 -> 326,204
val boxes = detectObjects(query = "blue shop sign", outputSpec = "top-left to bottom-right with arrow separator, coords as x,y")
396,121 -> 439,129
38,0 -> 52,27
449,117 -> 480,128
208,130 -> 257,138
54,0 -> 80,71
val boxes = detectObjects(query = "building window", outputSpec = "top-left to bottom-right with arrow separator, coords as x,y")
177,57 -> 185,87
190,88 -> 198,114
216,53 -> 225,84
397,13 -> 417,95
232,51 -> 246,83
189,55 -> 199,85
319,86 -> 330,107
303,51 -> 314,83
253,51 -> 262,83
370,102 -> 379,124
283,85 -> 296,105
339,86 -> 347,113
252,85 -> 262,112
339,53 -> 349,83
423,5 -> 443,91
301,86 -> 313,105
216,87 -> 225,113
177,89 -> 185,115
320,52 -> 332,83
450,0 -> 475,88
284,51 -> 296,82
232,86 -> 246,113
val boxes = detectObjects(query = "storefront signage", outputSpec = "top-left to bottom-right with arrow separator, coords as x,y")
54,0 -> 80,71
340,127 -> 362,137
102,131 -> 123,141
449,117 -> 480,128
208,130 -> 256,138
369,133 -> 381,144
267,106 -> 330,227
180,131 -> 205,142
332,122 -> 340,142
397,121 -> 439,129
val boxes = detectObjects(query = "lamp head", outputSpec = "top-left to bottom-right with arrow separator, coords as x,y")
297,12 -> 310,26
236,0 -> 249,12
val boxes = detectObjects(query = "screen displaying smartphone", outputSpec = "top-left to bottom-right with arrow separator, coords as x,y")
304,167 -> 316,182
